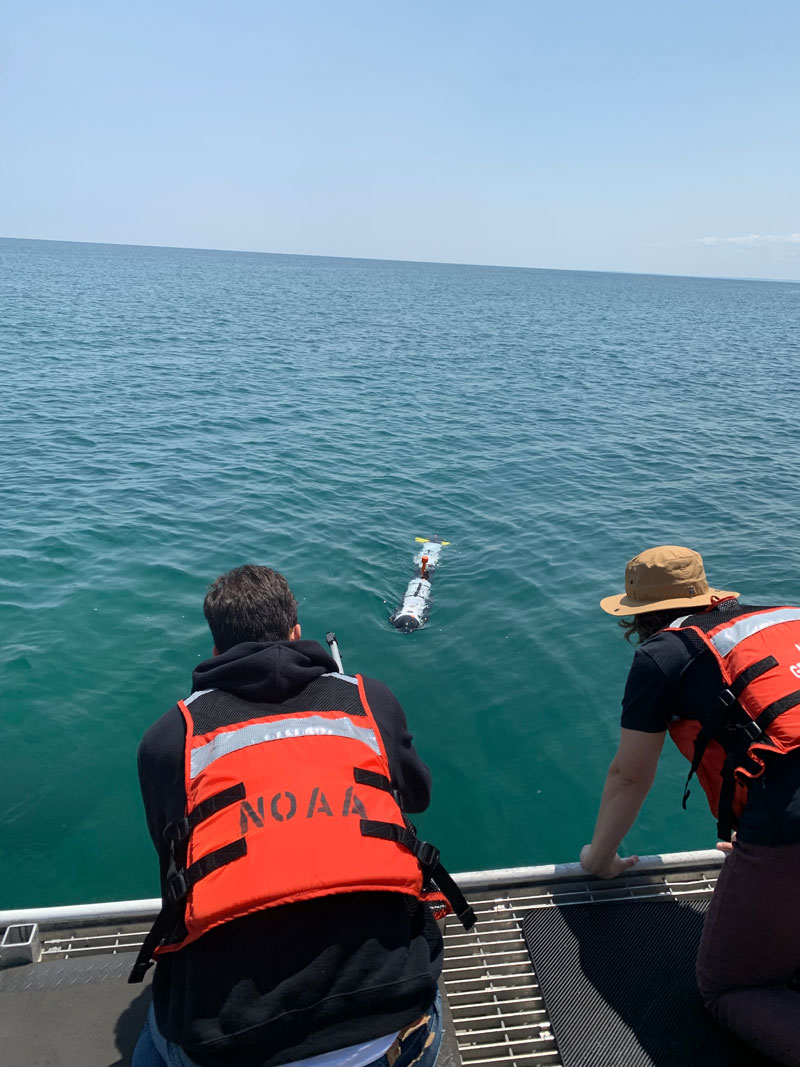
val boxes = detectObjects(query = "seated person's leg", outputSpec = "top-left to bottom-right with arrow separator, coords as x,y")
696,841 -> 800,1066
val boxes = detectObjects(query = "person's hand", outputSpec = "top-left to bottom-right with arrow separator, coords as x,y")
580,844 -> 640,879
715,832 -> 736,854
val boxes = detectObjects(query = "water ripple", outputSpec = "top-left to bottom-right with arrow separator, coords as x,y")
2,237 -> 799,906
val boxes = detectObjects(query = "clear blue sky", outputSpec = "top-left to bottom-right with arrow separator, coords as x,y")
3,1 -> 799,278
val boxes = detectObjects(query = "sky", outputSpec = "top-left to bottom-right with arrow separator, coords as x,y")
3,1 -> 799,279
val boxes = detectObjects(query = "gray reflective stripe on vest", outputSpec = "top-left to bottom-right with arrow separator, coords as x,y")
190,715 -> 380,778
710,607 -> 800,657
183,688 -> 216,705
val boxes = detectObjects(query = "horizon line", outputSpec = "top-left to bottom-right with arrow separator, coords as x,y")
2,233 -> 799,287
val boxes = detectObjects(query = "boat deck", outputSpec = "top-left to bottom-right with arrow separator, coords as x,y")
0,852 -> 727,1067
440,853 -> 723,1067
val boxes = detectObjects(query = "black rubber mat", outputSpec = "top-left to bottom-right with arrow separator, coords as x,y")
522,899 -> 779,1067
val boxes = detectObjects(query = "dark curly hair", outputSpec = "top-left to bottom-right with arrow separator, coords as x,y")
618,608 -> 688,644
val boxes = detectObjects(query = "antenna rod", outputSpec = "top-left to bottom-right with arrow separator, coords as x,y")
326,631 -> 344,672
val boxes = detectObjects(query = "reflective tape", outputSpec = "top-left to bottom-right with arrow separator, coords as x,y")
711,608 -> 800,657
190,715 -> 380,778
184,689 -> 216,705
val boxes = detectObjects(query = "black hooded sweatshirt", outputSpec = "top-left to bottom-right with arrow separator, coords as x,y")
137,640 -> 443,1067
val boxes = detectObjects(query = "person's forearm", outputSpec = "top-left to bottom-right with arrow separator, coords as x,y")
589,763 -> 655,865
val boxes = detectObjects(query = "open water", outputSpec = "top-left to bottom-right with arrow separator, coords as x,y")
2,237 -> 799,909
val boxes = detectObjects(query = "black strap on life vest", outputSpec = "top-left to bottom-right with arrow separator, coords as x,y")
716,752 -> 739,842
727,656 -> 777,699
710,655 -> 797,841
682,727 -> 713,810
353,766 -> 404,806
756,689 -> 800,732
681,691 -> 734,811
128,908 -> 179,984
354,767 -> 476,931
715,725 -> 763,841
165,839 -> 248,903
129,784 -> 247,984
359,819 -> 476,930
163,783 -> 246,849
682,654 -> 786,833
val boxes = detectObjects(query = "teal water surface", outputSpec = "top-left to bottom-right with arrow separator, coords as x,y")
2,237 -> 799,909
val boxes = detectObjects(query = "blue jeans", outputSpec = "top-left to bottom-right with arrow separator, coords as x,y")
374,991 -> 443,1067
132,991 -> 443,1067
132,1005 -> 199,1067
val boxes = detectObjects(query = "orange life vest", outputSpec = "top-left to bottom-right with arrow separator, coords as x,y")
130,672 -> 473,981
665,605 -> 800,838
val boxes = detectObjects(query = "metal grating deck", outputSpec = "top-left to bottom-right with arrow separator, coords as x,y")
1,852 -> 725,1067
440,863 -> 721,1067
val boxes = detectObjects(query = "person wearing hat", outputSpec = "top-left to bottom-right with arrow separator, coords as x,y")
581,546 -> 800,1066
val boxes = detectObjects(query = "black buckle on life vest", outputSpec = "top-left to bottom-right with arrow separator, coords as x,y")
165,872 -> 188,904
414,840 -> 440,873
164,817 -> 190,847
718,688 -> 737,708
741,719 -> 763,742
164,818 -> 189,842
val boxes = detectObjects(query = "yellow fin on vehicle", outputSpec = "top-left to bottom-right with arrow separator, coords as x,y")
415,537 -> 451,544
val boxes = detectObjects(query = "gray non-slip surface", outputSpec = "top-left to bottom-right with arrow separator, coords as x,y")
522,899 -> 780,1067
0,955 -> 151,1066
0,955 -> 460,1067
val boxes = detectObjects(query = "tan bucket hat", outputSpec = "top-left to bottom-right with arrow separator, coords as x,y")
599,545 -> 739,616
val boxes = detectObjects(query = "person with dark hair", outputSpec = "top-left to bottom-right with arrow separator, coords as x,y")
581,546 -> 800,1065
203,565 -> 300,652
132,564 -> 462,1067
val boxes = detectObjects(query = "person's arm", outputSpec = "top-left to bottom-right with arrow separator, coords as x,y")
137,707 -> 188,886
580,727 -> 666,878
363,677 -> 433,813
